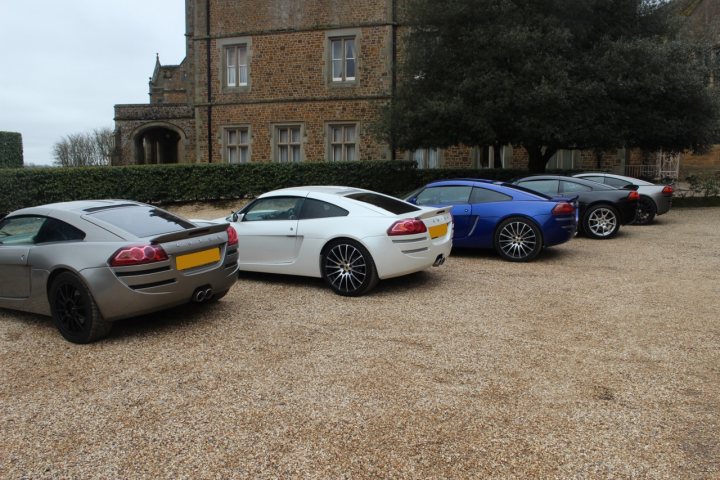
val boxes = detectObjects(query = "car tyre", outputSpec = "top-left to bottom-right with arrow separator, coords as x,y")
494,217 -> 543,262
582,204 -> 620,239
49,272 -> 111,344
634,197 -> 657,225
321,239 -> 379,296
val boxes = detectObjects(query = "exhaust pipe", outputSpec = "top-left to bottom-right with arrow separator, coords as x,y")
433,254 -> 445,267
192,286 -> 214,303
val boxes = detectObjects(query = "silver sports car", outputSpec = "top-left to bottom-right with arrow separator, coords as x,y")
573,173 -> 674,225
0,200 -> 239,343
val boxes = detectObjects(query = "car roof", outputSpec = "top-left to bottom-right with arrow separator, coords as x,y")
574,172 -> 654,186
516,175 -> 616,189
9,199 -> 146,217
424,178 -> 552,200
259,186 -> 371,197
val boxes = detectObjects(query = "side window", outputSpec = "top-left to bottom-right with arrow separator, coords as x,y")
34,218 -> 86,243
299,198 -> 349,220
517,180 -> 559,195
581,175 -> 605,184
604,177 -> 632,188
470,187 -> 512,203
0,216 -> 46,245
415,186 -> 472,206
562,181 -> 593,193
242,197 -> 303,222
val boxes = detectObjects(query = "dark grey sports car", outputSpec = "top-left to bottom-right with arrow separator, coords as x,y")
0,200 -> 239,343
513,176 -> 640,239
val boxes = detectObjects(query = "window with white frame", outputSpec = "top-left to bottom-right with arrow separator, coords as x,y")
413,148 -> 439,169
473,145 -> 511,169
225,44 -> 248,87
547,149 -> 579,169
275,125 -> 302,163
329,124 -> 357,161
225,127 -> 249,164
330,37 -> 356,82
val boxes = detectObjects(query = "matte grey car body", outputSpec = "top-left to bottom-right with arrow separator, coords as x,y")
0,200 -> 239,343
573,173 -> 673,224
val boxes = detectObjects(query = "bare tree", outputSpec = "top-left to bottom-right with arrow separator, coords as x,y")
52,128 -> 114,167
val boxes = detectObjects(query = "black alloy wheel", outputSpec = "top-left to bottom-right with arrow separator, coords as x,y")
634,197 -> 657,225
49,272 -> 111,344
321,239 -> 379,296
494,217 -> 543,262
583,204 -> 620,239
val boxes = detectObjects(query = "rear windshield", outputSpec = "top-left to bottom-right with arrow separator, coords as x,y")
88,206 -> 194,238
345,193 -> 420,215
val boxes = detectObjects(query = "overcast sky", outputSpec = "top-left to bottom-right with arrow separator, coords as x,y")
0,1 -> 187,166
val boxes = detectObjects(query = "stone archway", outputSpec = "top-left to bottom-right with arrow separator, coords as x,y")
132,125 -> 185,164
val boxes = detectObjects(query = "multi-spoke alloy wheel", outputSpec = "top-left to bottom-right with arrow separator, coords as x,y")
322,240 -> 378,296
583,205 -> 619,239
50,272 -> 110,343
494,218 -> 542,262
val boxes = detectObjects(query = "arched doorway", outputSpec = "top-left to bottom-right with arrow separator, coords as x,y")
133,126 -> 184,164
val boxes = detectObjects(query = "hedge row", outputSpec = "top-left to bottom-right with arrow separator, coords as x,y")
0,161 -> 562,214
0,132 -> 23,168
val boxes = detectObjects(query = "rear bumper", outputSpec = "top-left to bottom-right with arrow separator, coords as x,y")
81,252 -> 239,321
536,214 -> 576,247
362,224 -> 454,280
656,195 -> 672,215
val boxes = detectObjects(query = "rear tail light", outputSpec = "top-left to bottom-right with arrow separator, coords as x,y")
551,202 -> 575,216
109,245 -> 168,267
387,218 -> 428,236
661,185 -> 674,196
628,191 -> 640,201
226,226 -> 238,247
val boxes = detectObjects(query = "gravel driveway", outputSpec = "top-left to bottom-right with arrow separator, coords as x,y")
1,206 -> 719,478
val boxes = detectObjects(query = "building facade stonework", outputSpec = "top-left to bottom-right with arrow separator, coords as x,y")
114,0 -> 718,176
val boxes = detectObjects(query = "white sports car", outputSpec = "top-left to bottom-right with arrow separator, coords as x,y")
202,186 -> 453,296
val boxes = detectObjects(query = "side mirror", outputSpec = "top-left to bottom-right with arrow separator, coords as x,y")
230,212 -> 244,222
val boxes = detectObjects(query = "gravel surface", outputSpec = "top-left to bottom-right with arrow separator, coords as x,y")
1,206 -> 719,478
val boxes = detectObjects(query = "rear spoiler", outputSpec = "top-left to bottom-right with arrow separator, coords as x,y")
150,223 -> 229,245
415,207 -> 450,220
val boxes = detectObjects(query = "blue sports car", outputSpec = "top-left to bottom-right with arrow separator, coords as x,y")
405,179 -> 577,262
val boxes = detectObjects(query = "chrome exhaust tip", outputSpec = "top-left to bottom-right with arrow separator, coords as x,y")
203,288 -> 214,301
433,254 -> 445,267
193,289 -> 207,302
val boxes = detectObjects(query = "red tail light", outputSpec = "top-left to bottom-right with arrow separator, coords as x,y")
109,245 -> 168,267
661,185 -> 674,196
387,218 -> 428,236
628,191 -> 640,201
551,202 -> 575,216
226,226 -> 238,247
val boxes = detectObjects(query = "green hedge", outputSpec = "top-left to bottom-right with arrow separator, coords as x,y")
0,161 -> 589,215
0,132 -> 23,168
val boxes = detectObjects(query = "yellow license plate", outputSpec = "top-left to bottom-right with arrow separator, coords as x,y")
176,247 -> 221,270
429,223 -> 448,239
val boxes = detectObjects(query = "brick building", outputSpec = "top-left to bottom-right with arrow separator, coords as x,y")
113,0 -> 717,177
